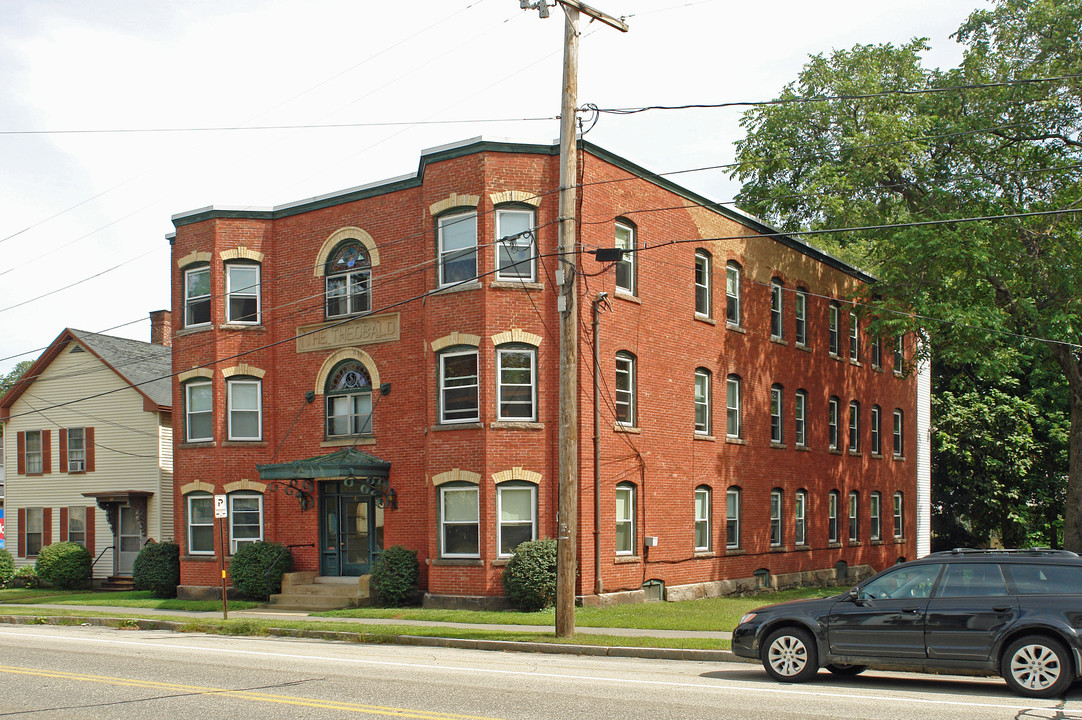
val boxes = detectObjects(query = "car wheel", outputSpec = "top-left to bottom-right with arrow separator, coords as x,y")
761,627 -> 818,683
826,663 -> 867,676
1001,635 -> 1073,698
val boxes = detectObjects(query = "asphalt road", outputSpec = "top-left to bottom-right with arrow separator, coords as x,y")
1,625 -> 1080,719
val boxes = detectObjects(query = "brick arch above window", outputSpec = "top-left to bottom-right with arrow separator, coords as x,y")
490,329 -> 542,347
222,363 -> 266,379
178,368 -> 214,383
431,332 -> 481,352
177,250 -> 212,269
492,467 -> 542,485
180,480 -> 215,495
313,348 -> 380,396
219,246 -> 265,263
429,193 -> 480,217
313,227 -> 380,277
489,190 -> 541,207
223,478 -> 267,494
432,469 -> 482,486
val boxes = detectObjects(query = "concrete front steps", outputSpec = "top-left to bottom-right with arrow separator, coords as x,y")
268,572 -> 371,611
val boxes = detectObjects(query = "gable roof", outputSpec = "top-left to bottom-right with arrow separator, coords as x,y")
0,328 -> 171,418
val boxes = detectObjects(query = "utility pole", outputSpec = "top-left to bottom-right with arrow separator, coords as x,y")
520,0 -> 627,638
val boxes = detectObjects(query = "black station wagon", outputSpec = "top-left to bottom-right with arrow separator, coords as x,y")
732,549 -> 1082,698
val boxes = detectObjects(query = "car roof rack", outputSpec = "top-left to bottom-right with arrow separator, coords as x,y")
927,547 -> 1079,558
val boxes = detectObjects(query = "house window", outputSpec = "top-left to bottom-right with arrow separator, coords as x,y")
227,378 -> 262,441
849,311 -> 859,361
894,409 -> 904,457
794,390 -> 807,447
184,265 -> 211,327
894,492 -> 904,538
828,491 -> 839,543
67,506 -> 86,546
67,427 -> 85,472
229,493 -> 263,554
770,279 -> 784,339
614,221 -> 637,295
694,250 -> 711,316
828,397 -> 840,450
25,507 -> 44,556
894,336 -> 905,375
440,484 -> 479,558
439,349 -> 479,424
326,362 -> 373,437
615,482 -> 636,555
870,492 -> 882,541
438,211 -> 478,287
725,262 -> 741,325
694,368 -> 711,435
848,491 -> 859,542
795,288 -> 808,346
872,336 -> 882,368
828,303 -> 840,355
694,486 -> 711,552
496,208 -> 536,281
726,375 -> 741,438
870,405 -> 882,455
770,384 -> 783,444
496,345 -> 536,421
770,489 -> 783,547
226,263 -> 260,324
795,490 -> 807,546
848,401 -> 860,453
726,488 -> 741,549
325,243 -> 371,318
25,430 -> 43,474
187,494 -> 214,554
615,352 -> 636,427
185,381 -> 212,443
497,483 -> 537,557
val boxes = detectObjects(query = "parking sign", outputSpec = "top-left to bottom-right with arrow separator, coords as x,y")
214,494 -> 227,518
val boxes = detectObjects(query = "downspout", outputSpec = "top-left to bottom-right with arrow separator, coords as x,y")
592,292 -> 609,596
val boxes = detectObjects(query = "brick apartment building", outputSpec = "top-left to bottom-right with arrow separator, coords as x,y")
168,137 -> 929,604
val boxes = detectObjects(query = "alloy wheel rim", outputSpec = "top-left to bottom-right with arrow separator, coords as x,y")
768,635 -> 808,676
1010,644 -> 1061,690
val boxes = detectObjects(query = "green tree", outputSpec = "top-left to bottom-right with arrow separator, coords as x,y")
733,0 -> 1082,548
0,360 -> 32,439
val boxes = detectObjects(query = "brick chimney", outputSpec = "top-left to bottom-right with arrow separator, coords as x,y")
149,310 -> 172,347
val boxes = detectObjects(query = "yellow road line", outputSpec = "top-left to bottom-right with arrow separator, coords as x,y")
0,665 -> 504,719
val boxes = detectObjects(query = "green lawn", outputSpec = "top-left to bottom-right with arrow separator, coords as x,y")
0,589 -> 260,612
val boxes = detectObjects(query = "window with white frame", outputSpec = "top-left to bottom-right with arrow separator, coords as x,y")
438,211 -> 478,287
770,279 -> 784,339
67,427 -> 85,472
870,405 -> 882,455
229,493 -> 263,553
185,381 -> 212,443
795,490 -> 807,546
726,262 -> 741,325
25,507 -> 44,556
848,491 -> 859,542
848,401 -> 860,453
67,506 -> 86,546
694,486 -> 711,552
495,208 -> 536,281
794,390 -> 807,447
325,243 -> 371,318
226,263 -> 260,324
497,483 -> 537,557
615,352 -> 636,426
894,336 -> 904,374
849,311 -> 859,361
25,429 -> 43,474
828,303 -> 840,355
615,483 -> 636,555
872,336 -> 882,368
184,265 -> 211,327
726,488 -> 741,549
187,494 -> 214,554
227,378 -> 262,441
726,375 -> 741,438
694,368 -> 711,435
326,361 -> 373,437
894,492 -> 904,538
614,221 -> 637,295
795,288 -> 808,346
496,345 -> 536,421
894,409 -> 904,457
440,484 -> 479,558
870,492 -> 882,541
828,490 -> 839,543
828,397 -> 840,450
770,384 -> 783,444
694,250 -> 711,316
770,489 -> 783,547
439,349 -> 479,424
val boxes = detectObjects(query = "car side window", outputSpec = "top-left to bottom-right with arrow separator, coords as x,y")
936,563 -> 1009,598
1006,563 -> 1082,595
859,564 -> 942,600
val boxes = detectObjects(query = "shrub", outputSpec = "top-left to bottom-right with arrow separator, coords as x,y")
12,565 -> 41,589
133,541 -> 180,598
0,549 -> 14,588
501,538 -> 558,611
370,545 -> 419,607
229,541 -> 292,600
35,541 -> 92,590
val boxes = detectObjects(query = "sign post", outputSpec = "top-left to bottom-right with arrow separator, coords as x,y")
214,494 -> 228,619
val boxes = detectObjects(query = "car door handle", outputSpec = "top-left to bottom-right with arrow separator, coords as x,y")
992,606 -> 1012,612
901,607 -> 920,614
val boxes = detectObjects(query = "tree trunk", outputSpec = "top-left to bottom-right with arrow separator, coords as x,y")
1065,390 -> 1082,552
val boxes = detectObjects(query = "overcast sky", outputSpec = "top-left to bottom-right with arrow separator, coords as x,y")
0,0 -> 980,376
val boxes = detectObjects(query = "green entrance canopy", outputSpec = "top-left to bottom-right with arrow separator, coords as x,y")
257,448 -> 394,510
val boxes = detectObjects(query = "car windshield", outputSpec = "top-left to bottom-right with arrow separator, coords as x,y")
857,563 -> 943,600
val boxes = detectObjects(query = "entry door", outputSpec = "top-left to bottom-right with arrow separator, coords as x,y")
321,491 -> 377,576
116,506 -> 143,576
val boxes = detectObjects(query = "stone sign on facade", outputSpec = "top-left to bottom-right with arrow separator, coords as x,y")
296,313 -> 400,353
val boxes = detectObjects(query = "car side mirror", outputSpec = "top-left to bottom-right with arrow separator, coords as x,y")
847,587 -> 861,603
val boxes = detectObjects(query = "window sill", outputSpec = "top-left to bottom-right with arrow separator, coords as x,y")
770,442 -> 787,450
829,448 -> 844,455
871,453 -> 883,460
223,441 -> 267,447
179,441 -> 217,449
693,551 -> 716,558
725,436 -> 746,445
435,281 -> 482,295
796,343 -> 811,353
770,546 -> 787,553
725,323 -> 746,334
827,542 -> 843,549
724,548 -> 745,556
490,421 -> 544,431
796,445 -> 812,452
432,558 -> 484,567
848,450 -> 861,457
175,325 -> 212,338
613,424 -> 641,434
614,555 -> 641,564
829,352 -> 842,361
322,437 -> 376,447
894,455 -> 906,462
183,554 -> 218,562
848,541 -> 863,547
693,434 -> 715,442
491,558 -> 511,567
489,280 -> 544,291
871,539 -> 884,546
794,544 -> 812,552
431,422 -> 484,432
614,291 -> 641,305
894,537 -> 906,544
219,323 -> 266,332
694,313 -> 716,326
849,359 -> 862,367
770,336 -> 787,346
872,364 -> 883,373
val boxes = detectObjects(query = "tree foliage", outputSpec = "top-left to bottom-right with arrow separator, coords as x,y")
0,360 -> 32,438
733,0 -> 1082,548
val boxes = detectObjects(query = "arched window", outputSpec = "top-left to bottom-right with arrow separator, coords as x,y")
614,220 -> 637,296
694,250 -> 711,316
770,384 -> 783,444
795,490 -> 807,546
694,486 -> 711,552
726,375 -> 742,438
770,488 -> 783,547
770,278 -> 784,339
326,362 -> 373,437
870,491 -> 882,541
828,490 -> 840,543
726,487 -> 741,549
694,368 -> 711,435
616,482 -> 636,555
616,351 -> 637,427
726,262 -> 741,325
325,242 -> 372,318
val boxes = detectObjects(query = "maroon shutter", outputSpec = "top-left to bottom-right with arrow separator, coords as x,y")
42,508 -> 52,549
17,508 -> 25,558
16,432 -> 25,475
59,507 -> 69,542
42,431 -> 51,474
86,428 -> 95,472
85,506 -> 96,555
59,429 -> 68,474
